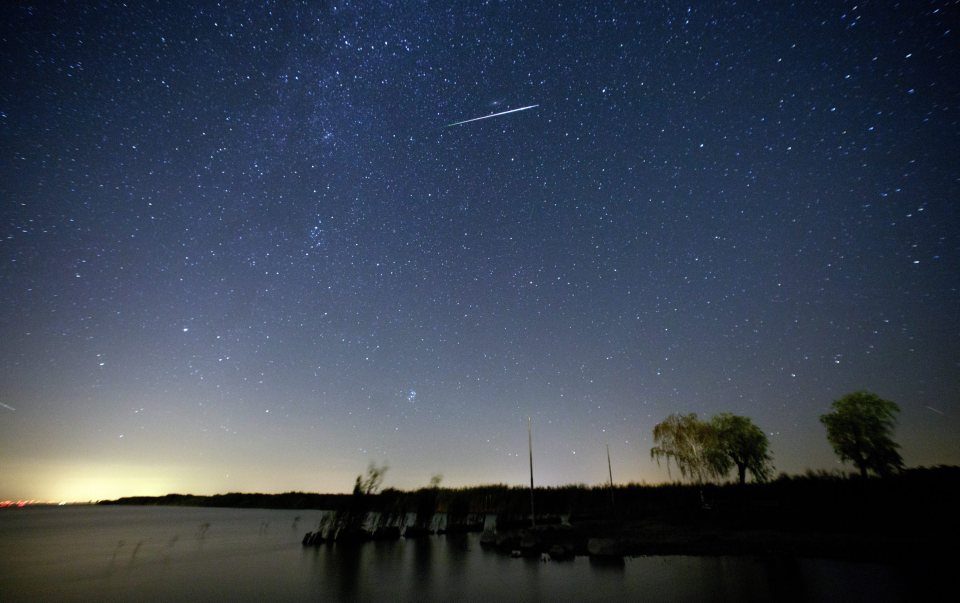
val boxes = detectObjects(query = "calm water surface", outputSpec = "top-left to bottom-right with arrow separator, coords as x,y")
0,506 -> 937,601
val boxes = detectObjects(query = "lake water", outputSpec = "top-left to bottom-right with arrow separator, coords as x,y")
0,506 -> 938,601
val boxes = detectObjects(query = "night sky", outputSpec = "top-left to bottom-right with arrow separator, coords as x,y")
2,1 -> 958,502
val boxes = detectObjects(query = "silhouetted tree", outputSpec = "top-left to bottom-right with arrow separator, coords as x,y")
711,413 -> 773,485
651,413 -> 727,484
820,391 -> 903,478
333,462 -> 390,539
353,462 -> 389,495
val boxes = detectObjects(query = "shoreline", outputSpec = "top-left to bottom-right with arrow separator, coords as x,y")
495,519 -> 942,563
84,466 -> 958,562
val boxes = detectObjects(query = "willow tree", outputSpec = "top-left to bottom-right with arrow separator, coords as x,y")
650,413 -> 728,484
710,413 -> 773,485
820,391 -> 903,478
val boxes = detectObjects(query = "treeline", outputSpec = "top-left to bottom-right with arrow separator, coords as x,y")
99,492 -> 352,510
99,465 -> 960,534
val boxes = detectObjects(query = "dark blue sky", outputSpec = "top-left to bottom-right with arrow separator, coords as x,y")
2,1 -> 957,501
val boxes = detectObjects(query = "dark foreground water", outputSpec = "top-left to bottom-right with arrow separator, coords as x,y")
0,506 -> 939,602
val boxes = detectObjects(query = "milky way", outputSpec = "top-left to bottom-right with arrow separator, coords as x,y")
1,1 -> 957,501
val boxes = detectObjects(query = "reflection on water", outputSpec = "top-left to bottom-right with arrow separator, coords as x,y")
0,506 -> 943,602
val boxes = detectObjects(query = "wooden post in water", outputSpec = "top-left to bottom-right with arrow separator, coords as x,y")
606,444 -> 615,509
528,416 -> 535,527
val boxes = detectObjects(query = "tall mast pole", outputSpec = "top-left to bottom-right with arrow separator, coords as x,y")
607,444 -> 615,509
528,416 -> 535,527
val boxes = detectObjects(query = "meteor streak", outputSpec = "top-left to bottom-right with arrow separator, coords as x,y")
446,104 -> 539,127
